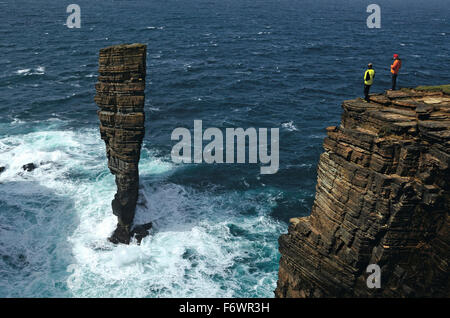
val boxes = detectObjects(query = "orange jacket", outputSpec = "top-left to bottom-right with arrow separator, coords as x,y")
391,59 -> 402,74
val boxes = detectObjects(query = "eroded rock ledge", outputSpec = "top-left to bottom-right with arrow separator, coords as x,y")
94,44 -> 147,244
276,87 -> 450,297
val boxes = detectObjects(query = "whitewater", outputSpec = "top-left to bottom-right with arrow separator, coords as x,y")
0,118 -> 286,297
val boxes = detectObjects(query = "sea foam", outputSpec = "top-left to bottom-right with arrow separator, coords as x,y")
0,124 -> 284,297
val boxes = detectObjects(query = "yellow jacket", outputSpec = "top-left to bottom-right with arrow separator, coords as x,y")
364,69 -> 375,85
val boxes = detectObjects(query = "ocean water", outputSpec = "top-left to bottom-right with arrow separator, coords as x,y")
0,0 -> 449,297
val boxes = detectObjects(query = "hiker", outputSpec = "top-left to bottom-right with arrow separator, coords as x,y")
364,63 -> 375,102
391,54 -> 402,90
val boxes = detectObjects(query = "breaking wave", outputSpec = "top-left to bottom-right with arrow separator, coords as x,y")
0,123 -> 284,297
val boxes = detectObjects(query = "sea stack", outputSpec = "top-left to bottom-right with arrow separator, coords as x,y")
95,44 -> 147,244
276,86 -> 450,297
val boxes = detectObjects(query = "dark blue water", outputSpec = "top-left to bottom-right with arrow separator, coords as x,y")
0,0 -> 449,297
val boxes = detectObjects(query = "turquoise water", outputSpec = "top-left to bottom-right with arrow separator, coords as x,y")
0,0 -> 449,297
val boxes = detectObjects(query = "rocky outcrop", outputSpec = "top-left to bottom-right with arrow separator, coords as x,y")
276,87 -> 450,297
95,44 -> 147,244
22,163 -> 36,172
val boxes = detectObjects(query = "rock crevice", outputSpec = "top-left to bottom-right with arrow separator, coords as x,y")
276,87 -> 450,297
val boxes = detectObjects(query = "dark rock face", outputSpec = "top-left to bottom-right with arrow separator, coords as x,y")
0,167 -> 5,174
131,222 -> 153,245
276,88 -> 450,297
94,44 -> 147,244
22,163 -> 36,172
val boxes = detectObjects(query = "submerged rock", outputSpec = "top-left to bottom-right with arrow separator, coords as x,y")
107,222 -> 152,245
0,166 -> 5,174
22,163 -> 36,172
131,222 -> 153,245
276,87 -> 450,298
95,44 -> 147,244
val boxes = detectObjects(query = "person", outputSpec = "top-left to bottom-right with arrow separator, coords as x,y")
364,63 -> 375,102
390,53 -> 402,90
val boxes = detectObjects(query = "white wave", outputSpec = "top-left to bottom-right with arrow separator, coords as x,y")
67,182 -> 284,297
0,129 -> 98,184
0,124 -> 283,298
15,68 -> 31,75
35,66 -> 45,74
309,134 -> 326,139
0,128 -> 107,296
11,117 -> 25,125
14,66 -> 45,76
281,121 -> 298,131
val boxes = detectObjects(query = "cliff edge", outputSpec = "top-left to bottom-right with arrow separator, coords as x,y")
276,86 -> 450,297
94,44 -> 147,244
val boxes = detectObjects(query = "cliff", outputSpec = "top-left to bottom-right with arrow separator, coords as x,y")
276,86 -> 450,297
94,44 -> 148,244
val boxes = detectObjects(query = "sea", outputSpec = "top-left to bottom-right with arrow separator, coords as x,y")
0,0 -> 449,297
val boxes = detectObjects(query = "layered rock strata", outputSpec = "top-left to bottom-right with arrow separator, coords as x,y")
94,44 -> 147,244
276,87 -> 450,297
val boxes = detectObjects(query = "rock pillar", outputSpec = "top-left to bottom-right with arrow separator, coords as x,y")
94,43 -> 147,244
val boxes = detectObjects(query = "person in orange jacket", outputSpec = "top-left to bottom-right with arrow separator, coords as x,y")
391,54 -> 402,90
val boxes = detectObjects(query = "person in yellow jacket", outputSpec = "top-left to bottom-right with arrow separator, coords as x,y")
364,63 -> 375,102
391,53 -> 402,90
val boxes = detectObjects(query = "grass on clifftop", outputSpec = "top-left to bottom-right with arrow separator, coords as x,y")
414,84 -> 450,94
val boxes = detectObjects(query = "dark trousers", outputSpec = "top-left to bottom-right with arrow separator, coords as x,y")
392,74 -> 398,90
364,84 -> 371,101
